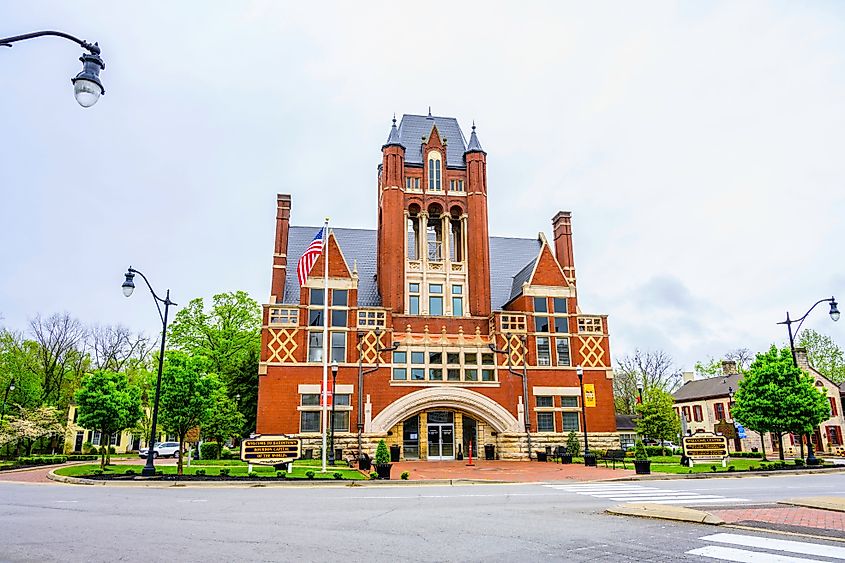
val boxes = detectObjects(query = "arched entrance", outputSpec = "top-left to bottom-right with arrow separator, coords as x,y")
369,388 -> 520,461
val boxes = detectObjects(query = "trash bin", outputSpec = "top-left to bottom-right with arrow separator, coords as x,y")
484,444 -> 495,460
390,444 -> 401,462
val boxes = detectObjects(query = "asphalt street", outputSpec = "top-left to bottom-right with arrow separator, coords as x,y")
1,474 -> 844,562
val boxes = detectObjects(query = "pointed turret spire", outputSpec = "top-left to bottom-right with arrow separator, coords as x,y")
382,113 -> 403,149
465,120 -> 485,154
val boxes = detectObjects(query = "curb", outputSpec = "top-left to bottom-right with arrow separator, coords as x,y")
606,503 -> 724,525
606,466 -> 845,482
46,470 -> 511,488
779,496 -> 845,513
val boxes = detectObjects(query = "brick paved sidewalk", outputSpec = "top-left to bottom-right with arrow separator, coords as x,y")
388,459 -> 633,482
710,506 -> 845,538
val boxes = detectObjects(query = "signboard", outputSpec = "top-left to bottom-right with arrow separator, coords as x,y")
240,435 -> 301,465
583,384 -> 596,407
714,421 -> 737,440
683,433 -> 728,460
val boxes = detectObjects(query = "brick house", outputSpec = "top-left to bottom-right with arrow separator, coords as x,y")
256,113 -> 618,460
673,352 -> 845,456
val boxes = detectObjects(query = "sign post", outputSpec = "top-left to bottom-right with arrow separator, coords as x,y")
240,435 -> 301,466
682,433 -> 729,467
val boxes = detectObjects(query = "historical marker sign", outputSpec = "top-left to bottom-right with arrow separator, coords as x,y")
240,435 -> 301,465
683,433 -> 728,460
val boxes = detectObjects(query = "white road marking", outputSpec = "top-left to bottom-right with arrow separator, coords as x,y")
176,499 -> 208,503
701,533 -> 845,560
623,497 -> 750,504
687,545 -> 824,562
54,500 -> 78,503
545,483 -> 749,505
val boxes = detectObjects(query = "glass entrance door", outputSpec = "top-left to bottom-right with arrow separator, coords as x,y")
427,424 -> 455,460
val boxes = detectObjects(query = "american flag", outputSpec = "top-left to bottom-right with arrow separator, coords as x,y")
297,227 -> 325,286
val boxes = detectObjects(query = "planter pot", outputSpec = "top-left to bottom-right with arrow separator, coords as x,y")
560,454 -> 573,465
359,455 -> 371,471
584,453 -> 597,467
634,459 -> 651,475
374,463 -> 392,480
536,451 -> 547,462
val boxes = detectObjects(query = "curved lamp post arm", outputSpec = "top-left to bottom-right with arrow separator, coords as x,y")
0,30 -> 101,54
782,297 -> 839,337
127,267 -> 177,326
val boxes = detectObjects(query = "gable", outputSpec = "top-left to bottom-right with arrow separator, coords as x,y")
528,243 -> 569,288
307,231 -> 352,280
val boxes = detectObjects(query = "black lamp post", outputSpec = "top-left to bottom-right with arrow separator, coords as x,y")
122,267 -> 176,477
0,30 -> 105,107
1,378 -> 15,422
576,366 -> 595,466
356,327 -> 399,466
489,334 -> 532,460
328,360 -> 339,466
777,296 -> 839,466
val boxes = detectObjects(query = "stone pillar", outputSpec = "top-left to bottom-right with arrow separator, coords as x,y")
419,412 -> 428,459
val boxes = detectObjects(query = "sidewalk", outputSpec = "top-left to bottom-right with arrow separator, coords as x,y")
710,505 -> 845,539
388,459 -> 633,482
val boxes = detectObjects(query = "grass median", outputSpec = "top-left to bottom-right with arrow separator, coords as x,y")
54,461 -> 366,480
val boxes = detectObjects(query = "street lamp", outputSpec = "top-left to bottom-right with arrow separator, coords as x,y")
1,379 -> 15,422
576,366 -> 595,466
122,267 -> 176,477
0,30 -> 105,107
489,334 -> 533,460
356,327 -> 399,466
328,360 -> 339,466
777,296 -> 839,466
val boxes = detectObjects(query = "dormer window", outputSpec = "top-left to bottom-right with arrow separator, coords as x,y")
427,151 -> 442,191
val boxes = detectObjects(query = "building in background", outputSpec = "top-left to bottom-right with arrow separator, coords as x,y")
672,352 -> 845,456
256,112 -> 618,460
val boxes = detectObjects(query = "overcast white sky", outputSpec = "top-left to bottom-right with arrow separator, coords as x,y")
1,1 -> 843,371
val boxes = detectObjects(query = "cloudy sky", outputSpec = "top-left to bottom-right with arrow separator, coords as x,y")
1,1 -> 843,371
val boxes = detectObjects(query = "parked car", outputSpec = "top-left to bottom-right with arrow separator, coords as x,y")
138,442 -> 182,459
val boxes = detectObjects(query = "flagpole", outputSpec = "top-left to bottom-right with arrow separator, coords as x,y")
321,218 -> 329,473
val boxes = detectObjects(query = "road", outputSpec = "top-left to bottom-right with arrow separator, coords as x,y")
1,474 -> 844,562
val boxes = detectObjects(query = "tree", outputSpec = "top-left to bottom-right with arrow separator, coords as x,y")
694,348 -> 753,380
0,405 -> 65,456
27,313 -> 88,407
167,291 -> 260,435
797,329 -> 845,384
635,388 -> 681,455
732,345 -> 830,461
693,358 -> 722,379
724,348 -> 753,372
158,351 -> 221,475
75,370 -> 142,468
89,324 -> 153,373
613,349 -> 681,414
202,389 -> 245,458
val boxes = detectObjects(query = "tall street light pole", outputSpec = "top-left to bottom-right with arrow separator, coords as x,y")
777,296 -> 839,466
122,267 -> 177,477
0,30 -> 105,107
576,366 -> 594,466
1,379 -> 15,422
328,360 -> 338,466
356,327 -> 399,466
490,334 -> 532,460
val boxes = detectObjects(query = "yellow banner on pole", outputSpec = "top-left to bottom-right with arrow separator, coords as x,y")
584,384 -> 596,407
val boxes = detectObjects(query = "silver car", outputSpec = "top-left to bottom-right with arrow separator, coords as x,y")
138,442 -> 182,458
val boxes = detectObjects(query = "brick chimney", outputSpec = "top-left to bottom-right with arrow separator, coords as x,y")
721,360 -> 738,375
270,194 -> 292,303
794,347 -> 811,372
682,371 -> 695,384
552,211 -> 575,284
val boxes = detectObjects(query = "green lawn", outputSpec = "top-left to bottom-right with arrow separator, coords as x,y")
646,456 -> 823,474
54,462 -> 365,480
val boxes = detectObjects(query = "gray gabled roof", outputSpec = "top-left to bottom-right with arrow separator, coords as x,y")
615,414 -> 638,431
397,114 -> 467,168
509,259 -> 536,303
672,373 -> 742,402
283,227 -> 542,310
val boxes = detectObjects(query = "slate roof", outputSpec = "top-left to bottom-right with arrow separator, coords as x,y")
615,414 -> 638,432
672,373 -> 742,402
508,258 -> 536,304
397,114 -> 468,168
840,381 -> 845,395
283,227 -> 542,311
466,125 -> 484,154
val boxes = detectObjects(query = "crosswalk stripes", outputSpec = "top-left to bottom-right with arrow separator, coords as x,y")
543,483 -> 749,505
686,532 -> 845,562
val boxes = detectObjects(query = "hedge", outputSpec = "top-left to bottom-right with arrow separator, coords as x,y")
200,442 -> 220,459
16,455 -> 68,466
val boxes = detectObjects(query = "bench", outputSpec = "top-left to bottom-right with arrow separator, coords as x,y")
599,449 -> 628,469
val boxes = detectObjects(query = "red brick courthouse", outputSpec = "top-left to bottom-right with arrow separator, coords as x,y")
257,113 -> 618,460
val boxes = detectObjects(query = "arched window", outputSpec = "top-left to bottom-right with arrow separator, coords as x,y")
427,151 -> 442,191
407,205 -> 421,260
